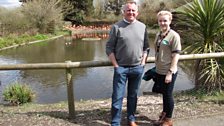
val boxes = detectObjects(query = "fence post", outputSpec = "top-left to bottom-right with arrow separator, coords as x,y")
65,61 -> 75,118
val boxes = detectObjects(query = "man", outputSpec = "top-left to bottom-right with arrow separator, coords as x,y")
106,1 -> 149,126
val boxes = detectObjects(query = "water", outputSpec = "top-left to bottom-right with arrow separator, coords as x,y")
0,34 -> 194,104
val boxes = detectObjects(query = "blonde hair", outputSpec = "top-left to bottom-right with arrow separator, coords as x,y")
157,10 -> 173,21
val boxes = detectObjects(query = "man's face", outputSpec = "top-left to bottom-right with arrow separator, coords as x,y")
123,3 -> 138,23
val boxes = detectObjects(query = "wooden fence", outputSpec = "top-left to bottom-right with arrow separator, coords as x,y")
0,52 -> 224,118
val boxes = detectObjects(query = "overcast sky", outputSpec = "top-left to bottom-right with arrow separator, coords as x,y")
0,0 -> 22,8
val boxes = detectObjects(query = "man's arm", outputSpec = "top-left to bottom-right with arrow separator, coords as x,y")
141,28 -> 150,65
108,53 -> 119,68
106,25 -> 118,68
141,49 -> 150,65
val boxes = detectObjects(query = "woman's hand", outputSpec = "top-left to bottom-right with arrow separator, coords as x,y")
165,72 -> 172,83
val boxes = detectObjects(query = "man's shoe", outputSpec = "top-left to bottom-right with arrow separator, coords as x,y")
129,121 -> 138,126
160,118 -> 173,126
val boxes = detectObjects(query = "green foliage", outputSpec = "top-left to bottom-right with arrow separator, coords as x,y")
205,90 -> 224,103
63,0 -> 93,25
21,0 -> 67,33
3,82 -> 35,105
0,33 -> 63,49
138,0 -> 188,26
138,0 -> 158,26
178,0 -> 224,52
177,0 -> 224,91
0,0 -> 69,35
0,34 -> 32,48
34,34 -> 48,40
179,88 -> 213,99
85,0 -> 94,16
177,89 -> 224,103
93,0 -> 105,19
0,8 -> 31,36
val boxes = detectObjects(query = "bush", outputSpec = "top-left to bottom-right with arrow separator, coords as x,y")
3,82 -> 35,105
21,0 -> 67,34
138,0 -> 193,26
0,0 -> 69,35
0,8 -> 31,36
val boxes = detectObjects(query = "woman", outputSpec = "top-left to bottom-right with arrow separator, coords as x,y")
154,10 -> 181,126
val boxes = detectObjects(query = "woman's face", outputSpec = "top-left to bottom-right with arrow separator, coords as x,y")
158,14 -> 171,32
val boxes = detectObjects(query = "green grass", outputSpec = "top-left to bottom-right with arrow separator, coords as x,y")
0,30 -> 69,49
3,82 -> 35,105
175,88 -> 224,103
33,34 -> 49,40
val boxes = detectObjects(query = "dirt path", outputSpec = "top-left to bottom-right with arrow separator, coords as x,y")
0,95 -> 224,126
174,112 -> 224,126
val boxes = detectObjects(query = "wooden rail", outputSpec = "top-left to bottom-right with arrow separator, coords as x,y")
0,52 -> 224,118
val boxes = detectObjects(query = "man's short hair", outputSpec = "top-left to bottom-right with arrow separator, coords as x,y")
122,1 -> 138,14
126,0 -> 137,4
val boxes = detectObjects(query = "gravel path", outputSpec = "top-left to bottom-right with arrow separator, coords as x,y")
0,95 -> 223,126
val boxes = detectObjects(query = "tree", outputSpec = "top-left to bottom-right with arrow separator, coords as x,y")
107,0 -> 125,16
93,0 -> 105,19
20,0 -> 93,25
63,0 -> 94,25
177,0 -> 224,91
21,0 -> 67,33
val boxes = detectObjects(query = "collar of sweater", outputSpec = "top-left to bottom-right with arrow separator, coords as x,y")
123,18 -> 137,24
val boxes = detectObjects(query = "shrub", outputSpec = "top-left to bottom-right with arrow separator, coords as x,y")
0,8 -> 31,36
177,0 -> 224,91
138,0 -> 193,26
3,82 -> 35,105
138,0 -> 174,26
21,0 -> 68,34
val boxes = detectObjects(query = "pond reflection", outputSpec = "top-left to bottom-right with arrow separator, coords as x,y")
71,32 -> 109,39
0,33 -> 194,104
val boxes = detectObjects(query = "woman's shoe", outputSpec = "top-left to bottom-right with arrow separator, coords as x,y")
154,112 -> 166,125
160,118 -> 173,126
128,121 -> 138,126
159,112 -> 166,121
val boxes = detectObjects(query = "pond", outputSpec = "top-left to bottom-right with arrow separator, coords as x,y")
0,33 -> 194,104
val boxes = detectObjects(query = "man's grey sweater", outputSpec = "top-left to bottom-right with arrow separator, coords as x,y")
106,20 -> 149,66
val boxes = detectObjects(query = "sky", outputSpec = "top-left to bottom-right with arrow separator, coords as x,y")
0,0 -> 22,8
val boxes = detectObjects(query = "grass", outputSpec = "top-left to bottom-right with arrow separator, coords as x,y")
3,82 -> 35,105
175,88 -> 224,103
0,30 -> 69,49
